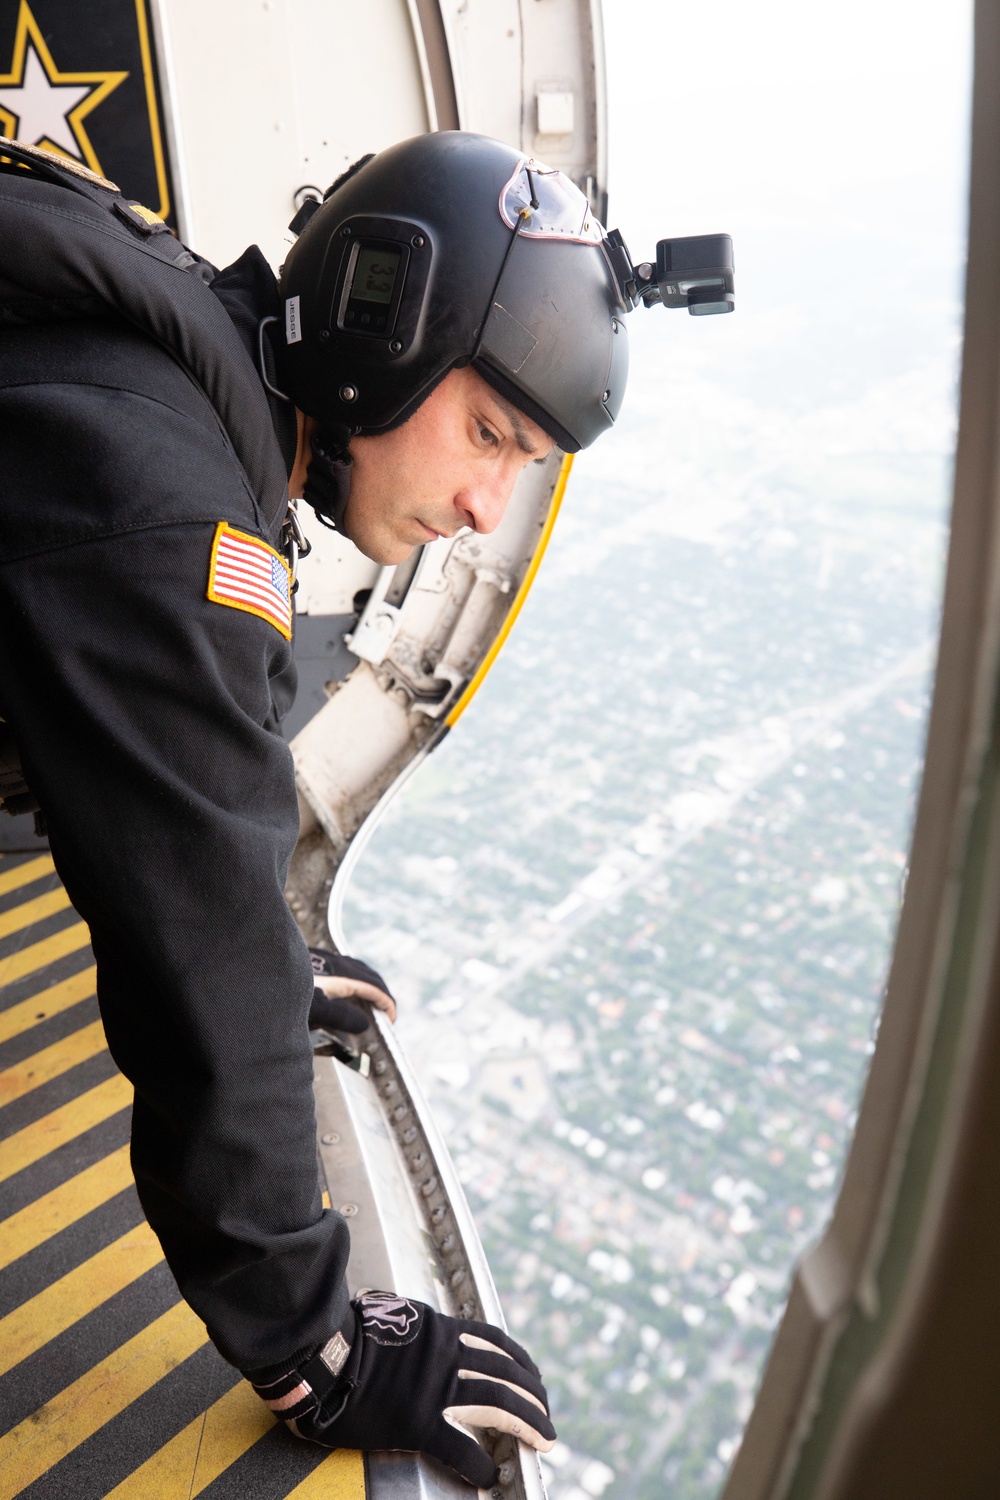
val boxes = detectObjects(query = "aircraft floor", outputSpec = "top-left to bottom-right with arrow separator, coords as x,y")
0,852 -> 365,1500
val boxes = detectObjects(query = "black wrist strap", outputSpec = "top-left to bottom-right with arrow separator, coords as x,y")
298,1305 -> 363,1410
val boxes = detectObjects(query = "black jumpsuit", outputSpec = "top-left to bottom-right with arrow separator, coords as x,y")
0,247 -> 351,1373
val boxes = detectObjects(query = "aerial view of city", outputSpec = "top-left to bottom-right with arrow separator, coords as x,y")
341,6 -> 969,1475
342,312 -> 952,1497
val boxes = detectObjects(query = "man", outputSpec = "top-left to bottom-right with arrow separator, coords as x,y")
0,130 -> 630,1485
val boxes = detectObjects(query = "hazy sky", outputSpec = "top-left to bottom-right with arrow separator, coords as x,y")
580,1 -> 973,561
596,0 -> 972,437
603,0 -> 971,249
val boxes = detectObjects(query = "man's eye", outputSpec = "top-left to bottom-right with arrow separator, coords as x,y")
478,424 -> 499,447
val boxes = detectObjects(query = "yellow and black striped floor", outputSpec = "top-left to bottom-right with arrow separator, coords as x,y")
0,852 -> 363,1499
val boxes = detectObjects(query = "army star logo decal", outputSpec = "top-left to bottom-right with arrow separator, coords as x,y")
0,0 -> 126,174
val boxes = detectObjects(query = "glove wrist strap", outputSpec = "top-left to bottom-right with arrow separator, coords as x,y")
251,1306 -> 360,1424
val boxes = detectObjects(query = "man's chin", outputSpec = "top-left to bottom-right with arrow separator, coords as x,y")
350,530 -> 419,566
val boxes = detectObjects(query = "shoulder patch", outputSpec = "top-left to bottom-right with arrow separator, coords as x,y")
207,522 -> 293,641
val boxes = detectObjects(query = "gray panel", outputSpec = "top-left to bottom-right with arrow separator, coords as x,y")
315,1053 -> 444,1304
0,811 -> 48,852
367,1450 -> 474,1500
285,613 -> 359,742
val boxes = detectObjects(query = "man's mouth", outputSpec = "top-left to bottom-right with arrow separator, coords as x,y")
416,521 -> 450,541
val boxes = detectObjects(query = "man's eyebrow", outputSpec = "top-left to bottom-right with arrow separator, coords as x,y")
487,390 -> 547,458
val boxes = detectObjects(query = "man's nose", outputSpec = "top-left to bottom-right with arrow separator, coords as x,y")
459,468 -> 518,535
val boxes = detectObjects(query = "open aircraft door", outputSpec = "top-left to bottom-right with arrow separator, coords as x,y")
0,1 -> 605,1497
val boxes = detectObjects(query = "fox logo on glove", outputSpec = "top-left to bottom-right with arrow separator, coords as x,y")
360,1291 -> 422,1345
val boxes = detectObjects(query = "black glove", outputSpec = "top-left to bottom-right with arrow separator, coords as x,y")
251,1291 -> 555,1488
308,988 -> 369,1034
307,948 -> 396,1031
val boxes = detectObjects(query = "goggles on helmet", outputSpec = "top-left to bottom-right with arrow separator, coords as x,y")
499,158 -> 604,245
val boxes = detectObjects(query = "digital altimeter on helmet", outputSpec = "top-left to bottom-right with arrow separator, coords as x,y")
341,243 -> 405,332
276,132 -> 734,457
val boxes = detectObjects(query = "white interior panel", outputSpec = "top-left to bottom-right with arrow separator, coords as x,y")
441,0 -> 605,191
157,0 -> 429,270
440,0 -> 523,144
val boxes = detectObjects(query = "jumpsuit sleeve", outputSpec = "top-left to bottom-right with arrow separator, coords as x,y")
0,374 -> 351,1373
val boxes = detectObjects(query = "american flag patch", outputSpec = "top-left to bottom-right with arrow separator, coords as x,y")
207,523 -> 293,641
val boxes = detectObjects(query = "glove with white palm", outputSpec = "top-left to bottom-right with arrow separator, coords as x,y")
250,1290 -> 555,1488
307,947 -> 397,1032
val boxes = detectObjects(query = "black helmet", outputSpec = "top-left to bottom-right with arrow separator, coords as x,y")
276,131 -> 629,453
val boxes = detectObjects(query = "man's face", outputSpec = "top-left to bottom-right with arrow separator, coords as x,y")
342,366 -> 556,565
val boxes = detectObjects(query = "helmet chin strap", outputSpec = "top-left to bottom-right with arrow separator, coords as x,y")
303,426 -> 355,532
301,362 -> 458,532
261,317 -> 356,534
